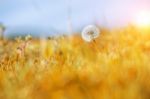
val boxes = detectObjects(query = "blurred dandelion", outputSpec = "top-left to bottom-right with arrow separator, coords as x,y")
81,25 -> 101,52
81,25 -> 100,42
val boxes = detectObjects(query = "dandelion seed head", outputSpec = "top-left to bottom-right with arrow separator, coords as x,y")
81,25 -> 100,42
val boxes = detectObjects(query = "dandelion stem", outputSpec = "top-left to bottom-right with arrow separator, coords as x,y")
92,39 -> 101,53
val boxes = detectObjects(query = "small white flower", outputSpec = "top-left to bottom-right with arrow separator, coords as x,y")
81,25 -> 100,42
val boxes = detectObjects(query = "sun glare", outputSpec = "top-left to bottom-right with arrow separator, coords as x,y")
134,11 -> 150,27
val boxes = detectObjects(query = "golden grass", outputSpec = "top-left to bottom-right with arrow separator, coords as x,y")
0,26 -> 150,99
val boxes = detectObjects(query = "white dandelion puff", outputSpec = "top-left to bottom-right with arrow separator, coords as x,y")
81,25 -> 100,42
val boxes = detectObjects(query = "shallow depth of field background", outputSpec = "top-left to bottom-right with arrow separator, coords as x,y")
1,0 -> 150,99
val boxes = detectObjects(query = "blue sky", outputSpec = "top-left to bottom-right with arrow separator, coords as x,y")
0,0 -> 150,36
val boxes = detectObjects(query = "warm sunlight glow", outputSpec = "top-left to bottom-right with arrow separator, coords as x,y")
134,11 -> 150,27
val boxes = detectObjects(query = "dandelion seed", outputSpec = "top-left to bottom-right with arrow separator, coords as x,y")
81,25 -> 100,42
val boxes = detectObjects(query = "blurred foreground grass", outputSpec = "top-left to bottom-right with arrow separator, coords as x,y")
0,26 -> 150,99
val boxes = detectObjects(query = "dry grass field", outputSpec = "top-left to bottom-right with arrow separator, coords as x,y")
0,26 -> 150,99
